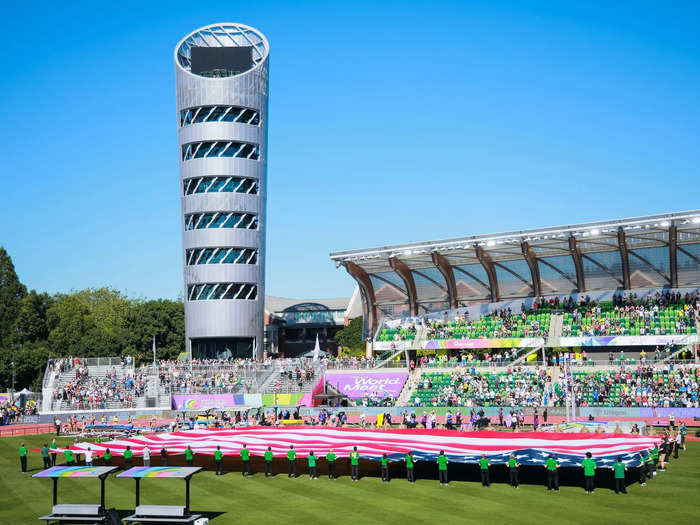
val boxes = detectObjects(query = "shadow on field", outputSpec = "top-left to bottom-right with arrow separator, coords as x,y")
112,509 -> 226,520
98,454 -> 655,491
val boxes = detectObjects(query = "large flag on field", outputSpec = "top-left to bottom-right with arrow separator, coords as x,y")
65,427 -> 659,467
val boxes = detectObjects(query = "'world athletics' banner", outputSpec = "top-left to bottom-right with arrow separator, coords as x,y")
424,337 -> 545,350
324,371 -> 408,400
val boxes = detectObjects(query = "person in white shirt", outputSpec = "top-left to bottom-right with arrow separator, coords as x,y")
142,446 -> 151,467
85,447 -> 93,467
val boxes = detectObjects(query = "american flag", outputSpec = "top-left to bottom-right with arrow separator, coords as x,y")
67,427 -> 660,467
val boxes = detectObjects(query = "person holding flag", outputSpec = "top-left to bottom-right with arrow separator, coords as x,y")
214,446 -> 224,476
612,456 -> 627,494
507,453 -> 519,488
64,448 -> 75,467
240,444 -> 251,477
124,446 -> 134,469
103,448 -> 112,466
406,452 -> 415,483
264,446 -> 274,477
41,443 -> 51,469
380,453 -> 390,483
287,445 -> 297,478
326,449 -> 336,480
479,454 -> 490,487
19,442 -> 27,473
308,451 -> 318,479
185,445 -> 194,467
350,446 -> 360,482
545,454 -> 559,491
581,452 -> 596,494
437,451 -> 448,486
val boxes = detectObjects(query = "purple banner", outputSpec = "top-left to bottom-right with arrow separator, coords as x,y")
324,372 -> 408,400
171,394 -> 237,410
639,407 -> 700,418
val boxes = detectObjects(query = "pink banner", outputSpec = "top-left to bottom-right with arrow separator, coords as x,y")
324,372 -> 408,400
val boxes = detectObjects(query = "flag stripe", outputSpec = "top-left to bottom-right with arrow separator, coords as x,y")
65,427 -> 659,467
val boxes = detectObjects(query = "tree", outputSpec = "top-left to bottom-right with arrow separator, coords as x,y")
127,299 -> 185,362
15,290 -> 52,343
0,247 -> 27,347
335,316 -> 365,356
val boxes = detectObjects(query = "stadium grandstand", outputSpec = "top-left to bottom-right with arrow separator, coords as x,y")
329,210 -> 700,359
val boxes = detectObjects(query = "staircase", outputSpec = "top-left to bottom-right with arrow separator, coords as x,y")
395,370 -> 420,406
547,313 -> 564,347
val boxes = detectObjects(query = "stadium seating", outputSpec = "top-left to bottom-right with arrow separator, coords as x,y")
377,327 -> 416,342
571,366 -> 699,407
562,302 -> 697,337
412,369 -> 550,407
426,311 -> 549,340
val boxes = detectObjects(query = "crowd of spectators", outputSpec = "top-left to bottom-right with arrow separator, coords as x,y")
157,358 -> 267,394
424,309 -> 549,340
52,365 -> 146,410
570,364 -> 699,408
413,367 -> 552,407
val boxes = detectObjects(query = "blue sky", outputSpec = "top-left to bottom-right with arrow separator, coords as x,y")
1,1 -> 698,300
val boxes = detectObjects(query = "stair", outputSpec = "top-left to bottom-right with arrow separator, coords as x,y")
395,370 -> 420,406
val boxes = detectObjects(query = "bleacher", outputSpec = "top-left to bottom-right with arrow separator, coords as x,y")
377,327 -> 416,342
427,311 -> 550,340
412,369 -> 551,407
562,303 -> 697,336
572,367 -> 700,407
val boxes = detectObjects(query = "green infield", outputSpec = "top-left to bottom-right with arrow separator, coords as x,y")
0,434 -> 698,524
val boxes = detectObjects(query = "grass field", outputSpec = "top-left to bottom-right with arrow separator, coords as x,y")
0,434 -> 698,524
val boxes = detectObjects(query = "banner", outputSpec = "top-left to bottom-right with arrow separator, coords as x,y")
423,337 -> 544,350
171,394 -> 243,410
373,340 -> 413,351
324,371 -> 408,400
559,334 -> 698,347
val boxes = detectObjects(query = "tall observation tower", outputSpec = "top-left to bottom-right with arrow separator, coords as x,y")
174,23 -> 269,360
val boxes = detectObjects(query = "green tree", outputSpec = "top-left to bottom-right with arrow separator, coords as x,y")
127,299 -> 185,362
15,291 -> 52,343
335,316 -> 365,356
0,247 -> 27,347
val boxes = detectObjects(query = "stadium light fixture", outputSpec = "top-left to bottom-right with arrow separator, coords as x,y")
590,228 -> 600,236
486,240 -> 496,247
660,220 -> 670,227
692,217 -> 700,224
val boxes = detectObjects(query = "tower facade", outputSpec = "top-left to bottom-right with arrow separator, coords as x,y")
174,23 -> 269,359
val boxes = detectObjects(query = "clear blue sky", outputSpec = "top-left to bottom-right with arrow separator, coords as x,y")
1,1 -> 698,301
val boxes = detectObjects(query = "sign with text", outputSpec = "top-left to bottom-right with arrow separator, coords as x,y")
324,371 -> 408,400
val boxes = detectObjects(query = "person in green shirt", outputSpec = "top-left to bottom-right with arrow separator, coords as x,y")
479,454 -> 490,487
308,451 -> 318,479
380,453 -> 390,483
19,442 -> 28,473
64,448 -> 75,467
264,446 -> 274,477
124,446 -> 134,469
612,456 -> 627,494
41,443 -> 51,469
350,446 -> 360,482
507,453 -> 519,488
650,445 -> 658,478
326,449 -> 337,480
185,445 -> 194,467
214,446 -> 224,476
103,448 -> 112,466
287,445 -> 296,478
437,451 -> 449,486
545,454 -> 559,491
680,423 -> 687,451
638,452 -> 647,486
406,452 -> 415,483
581,452 -> 596,493
50,439 -> 57,466
240,444 -> 250,477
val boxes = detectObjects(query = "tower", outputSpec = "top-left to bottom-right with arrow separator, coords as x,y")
174,23 -> 269,359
